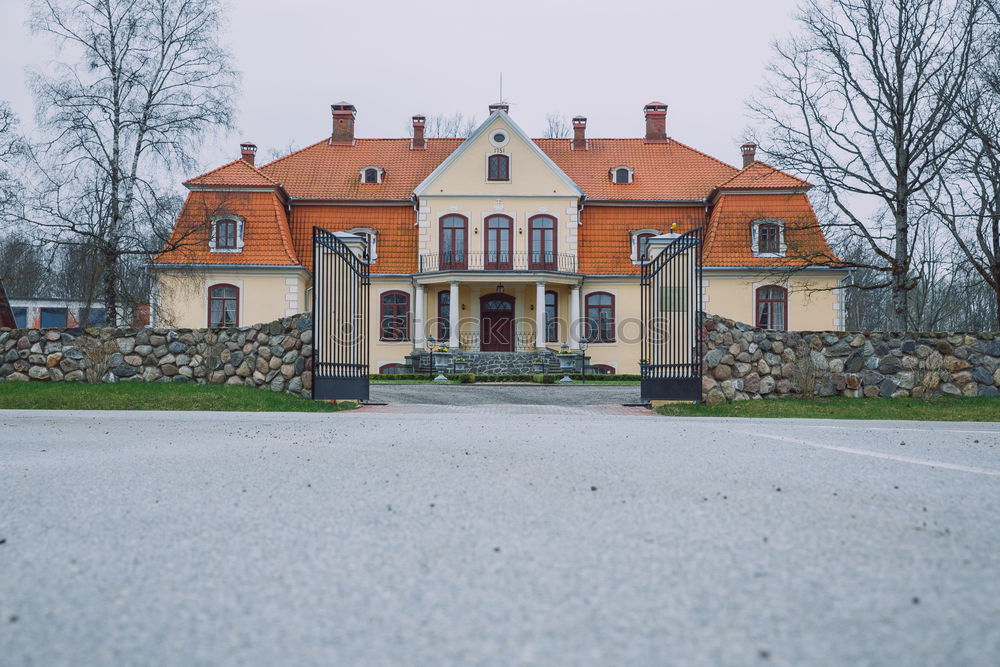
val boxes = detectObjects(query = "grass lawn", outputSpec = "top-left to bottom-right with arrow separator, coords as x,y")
0,382 -> 355,412
655,396 -> 1000,422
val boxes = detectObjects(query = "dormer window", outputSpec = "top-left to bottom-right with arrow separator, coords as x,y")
360,166 -> 384,184
487,154 -> 510,181
630,229 -> 660,263
208,216 -> 245,253
346,227 -> 378,263
611,166 -> 634,184
751,218 -> 787,257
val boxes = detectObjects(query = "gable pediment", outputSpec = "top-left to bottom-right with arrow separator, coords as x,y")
413,112 -> 583,198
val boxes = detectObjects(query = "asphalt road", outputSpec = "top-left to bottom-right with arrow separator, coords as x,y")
2,409 -> 999,666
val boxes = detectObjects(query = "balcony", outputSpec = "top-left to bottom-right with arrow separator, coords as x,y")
419,251 -> 577,273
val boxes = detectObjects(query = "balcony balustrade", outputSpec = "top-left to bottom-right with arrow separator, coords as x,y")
419,251 -> 576,273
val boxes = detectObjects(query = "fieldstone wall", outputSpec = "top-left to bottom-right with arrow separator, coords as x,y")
702,313 -> 1000,404
0,313 -> 314,398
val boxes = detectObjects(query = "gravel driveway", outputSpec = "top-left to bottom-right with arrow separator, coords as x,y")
2,409 -> 999,665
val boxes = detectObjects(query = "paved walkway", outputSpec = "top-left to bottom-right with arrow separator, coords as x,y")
369,383 -> 642,408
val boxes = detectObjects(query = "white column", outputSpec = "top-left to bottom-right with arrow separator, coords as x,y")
535,281 -> 546,349
448,281 -> 460,349
569,285 -> 581,348
413,283 -> 425,350
470,285 -> 481,351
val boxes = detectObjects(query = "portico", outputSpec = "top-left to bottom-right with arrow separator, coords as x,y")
411,274 -> 583,353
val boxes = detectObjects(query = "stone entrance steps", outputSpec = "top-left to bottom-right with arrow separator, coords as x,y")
406,349 -> 563,375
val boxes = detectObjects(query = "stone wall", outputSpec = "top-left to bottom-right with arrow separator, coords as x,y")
702,313 -> 1000,404
0,313 -> 314,398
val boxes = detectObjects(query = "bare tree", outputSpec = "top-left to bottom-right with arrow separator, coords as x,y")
0,232 -> 49,299
0,101 -> 25,214
750,0 -> 988,330
20,0 -> 238,325
926,13 -> 1000,326
543,114 -> 570,139
420,113 -> 478,138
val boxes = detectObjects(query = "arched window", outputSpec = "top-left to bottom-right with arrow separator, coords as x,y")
758,223 -> 780,253
215,219 -> 238,249
751,218 -> 786,256
439,215 -> 468,269
611,166 -> 634,184
591,364 -> 616,375
545,290 -> 558,343
529,215 -> 557,269
209,217 -> 244,253
347,227 -> 377,263
380,291 -> 410,341
437,290 -> 450,341
487,154 -> 510,181
636,232 -> 656,261
360,166 -> 384,184
585,292 -> 615,343
756,285 -> 787,331
208,284 -> 239,328
484,215 -> 513,269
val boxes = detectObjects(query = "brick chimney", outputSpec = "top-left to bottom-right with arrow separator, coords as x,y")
240,142 -> 257,166
489,102 -> 510,114
572,116 -> 587,151
411,115 -> 426,150
330,102 -> 357,145
741,142 -> 757,168
643,101 -> 668,143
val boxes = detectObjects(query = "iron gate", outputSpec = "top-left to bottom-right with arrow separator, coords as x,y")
640,227 -> 704,402
312,227 -> 370,400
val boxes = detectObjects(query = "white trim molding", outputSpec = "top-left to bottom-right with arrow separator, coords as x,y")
346,227 -> 378,263
629,228 -> 661,264
359,166 -> 384,184
610,165 -> 634,184
750,218 -> 787,258
208,215 -> 246,254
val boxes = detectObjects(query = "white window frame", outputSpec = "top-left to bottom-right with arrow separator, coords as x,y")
610,165 -> 634,184
360,166 -> 384,184
346,227 -> 378,263
751,218 -> 787,258
208,216 -> 245,254
630,228 -> 661,264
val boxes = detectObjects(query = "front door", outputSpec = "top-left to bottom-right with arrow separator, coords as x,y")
480,293 -> 514,352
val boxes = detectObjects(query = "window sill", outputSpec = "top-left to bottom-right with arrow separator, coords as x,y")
752,252 -> 786,259
210,248 -> 244,254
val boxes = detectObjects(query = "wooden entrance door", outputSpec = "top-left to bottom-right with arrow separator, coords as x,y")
480,293 -> 515,352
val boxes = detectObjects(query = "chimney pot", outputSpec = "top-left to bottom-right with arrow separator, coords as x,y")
741,142 -> 757,168
240,142 -> 257,166
489,102 -> 510,115
331,102 -> 357,145
643,101 -> 668,143
572,116 -> 587,151
411,115 -> 426,150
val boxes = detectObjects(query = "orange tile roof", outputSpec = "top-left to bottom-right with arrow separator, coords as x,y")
535,138 -> 739,201
259,138 -> 463,200
184,159 -> 282,188
715,161 -> 812,191
703,193 -> 838,267
154,191 -> 300,266
578,206 -> 707,274
288,205 -> 417,274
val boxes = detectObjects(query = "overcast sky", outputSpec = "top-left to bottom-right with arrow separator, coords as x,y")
0,0 -> 803,175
